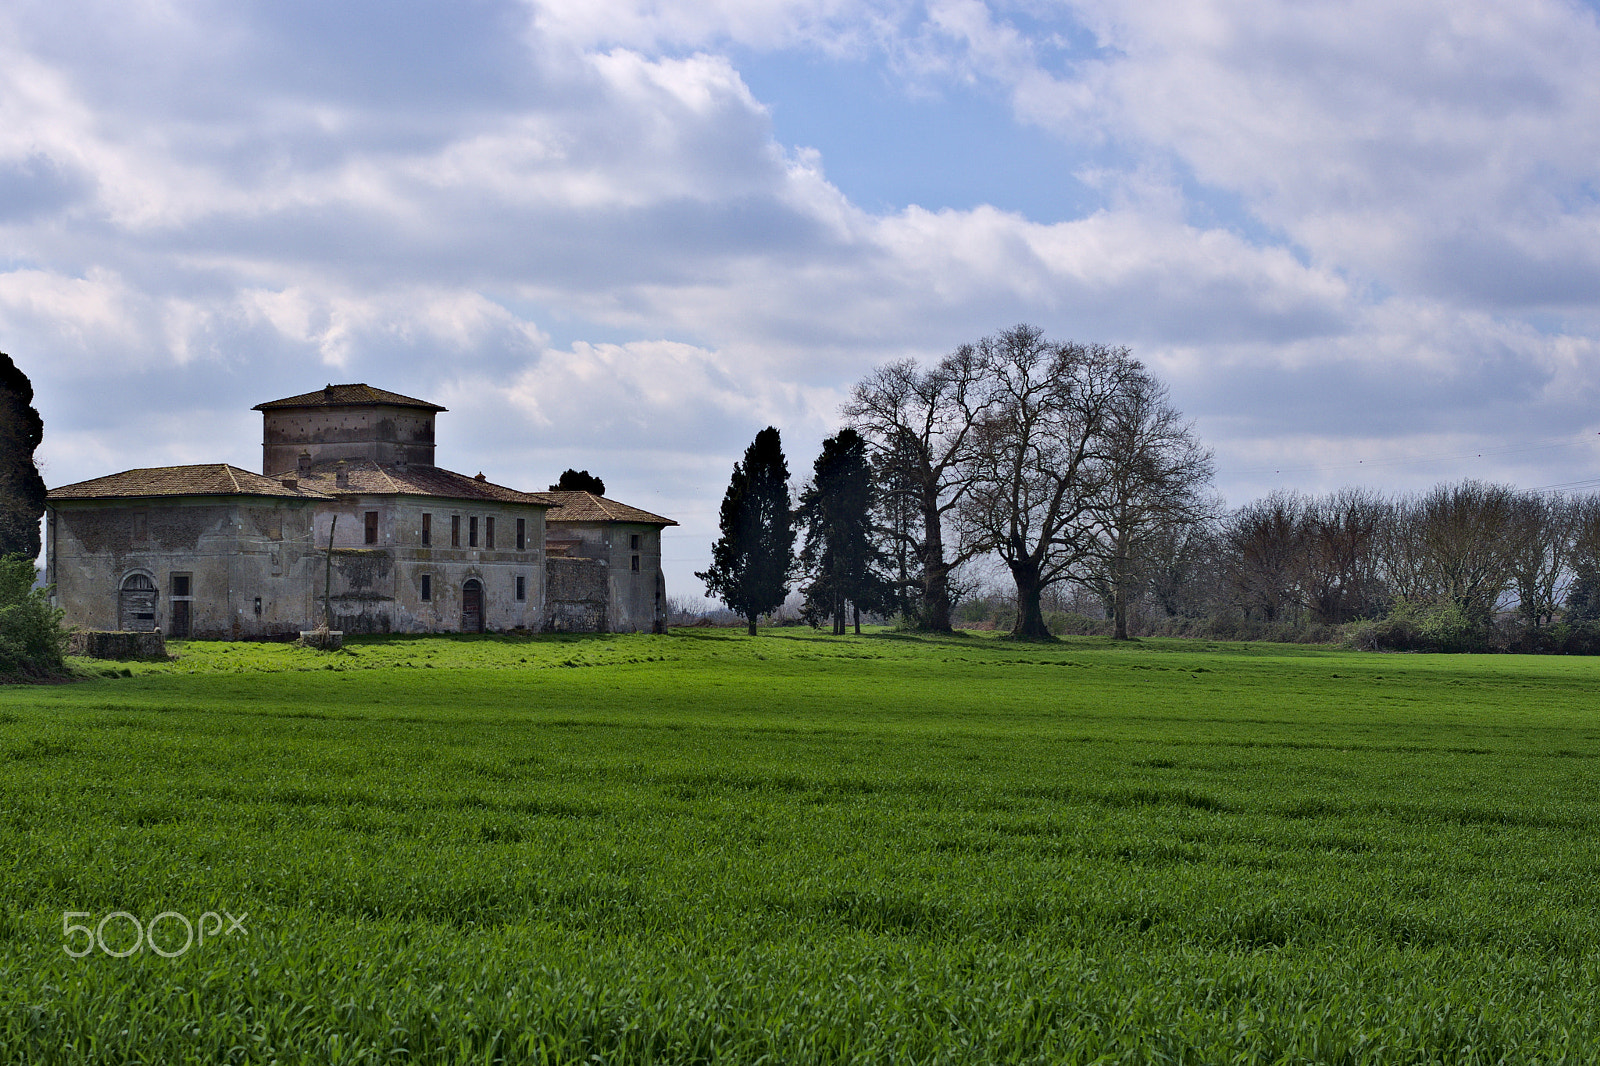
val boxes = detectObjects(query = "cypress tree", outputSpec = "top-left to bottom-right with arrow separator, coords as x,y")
697,427 -> 796,635
798,429 -> 890,634
0,352 -> 47,560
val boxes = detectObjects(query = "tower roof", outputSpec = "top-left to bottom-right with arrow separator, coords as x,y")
252,383 -> 446,412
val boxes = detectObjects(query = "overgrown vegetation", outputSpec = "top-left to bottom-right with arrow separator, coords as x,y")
5,629 -> 1600,1060
0,555 -> 67,680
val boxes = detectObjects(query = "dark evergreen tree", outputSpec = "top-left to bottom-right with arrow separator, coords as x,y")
0,352 -> 47,560
797,429 -> 891,634
550,469 -> 605,495
696,427 -> 796,635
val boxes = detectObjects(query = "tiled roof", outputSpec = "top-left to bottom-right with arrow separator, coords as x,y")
48,464 -> 333,501
537,490 -> 677,526
252,384 -> 445,412
278,459 -> 551,505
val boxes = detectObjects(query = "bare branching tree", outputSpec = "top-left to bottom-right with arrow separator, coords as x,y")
843,346 -> 992,632
1300,487 -> 1389,624
1506,493 -> 1576,628
957,327 -> 1137,639
1224,491 -> 1308,623
1080,368 -> 1216,639
1408,481 -> 1521,624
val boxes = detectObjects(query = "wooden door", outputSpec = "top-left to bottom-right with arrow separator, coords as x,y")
462,580 -> 483,633
119,574 -> 157,631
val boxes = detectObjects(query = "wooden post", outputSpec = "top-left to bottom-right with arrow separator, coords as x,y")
323,513 -> 337,630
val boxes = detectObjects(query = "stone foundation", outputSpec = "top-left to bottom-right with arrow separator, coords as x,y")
68,630 -> 170,660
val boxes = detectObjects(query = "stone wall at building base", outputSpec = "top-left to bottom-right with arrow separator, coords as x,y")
68,631 -> 170,660
546,556 -> 608,632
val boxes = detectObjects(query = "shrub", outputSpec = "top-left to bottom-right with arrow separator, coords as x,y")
1345,600 -> 1487,653
0,554 -> 68,679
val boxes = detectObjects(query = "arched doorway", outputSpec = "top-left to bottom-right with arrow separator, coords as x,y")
119,573 -> 157,632
461,579 -> 484,633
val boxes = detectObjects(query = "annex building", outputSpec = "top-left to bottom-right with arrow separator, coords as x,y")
44,384 -> 675,638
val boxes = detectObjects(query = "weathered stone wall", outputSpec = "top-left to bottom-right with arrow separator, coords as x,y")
46,498 -> 323,640
545,556 -> 608,632
262,405 -> 437,474
546,521 -> 667,633
312,496 -> 547,634
68,631 -> 169,659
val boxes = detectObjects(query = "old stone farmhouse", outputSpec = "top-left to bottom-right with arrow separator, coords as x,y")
44,384 -> 675,638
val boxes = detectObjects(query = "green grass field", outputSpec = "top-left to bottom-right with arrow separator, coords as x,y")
3,629 -> 1600,1063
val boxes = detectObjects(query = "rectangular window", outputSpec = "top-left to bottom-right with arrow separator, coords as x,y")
421,513 -> 432,546
451,515 -> 461,548
421,574 -> 432,601
516,518 -> 526,551
469,516 -> 479,547
485,517 -> 495,550
515,575 -> 526,601
631,554 -> 640,572
364,511 -> 379,545
630,533 -> 640,550
169,573 -> 193,639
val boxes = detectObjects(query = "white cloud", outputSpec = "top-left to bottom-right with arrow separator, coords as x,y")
936,0 -> 1600,308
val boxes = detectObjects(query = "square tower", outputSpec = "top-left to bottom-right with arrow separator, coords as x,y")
254,384 -> 446,475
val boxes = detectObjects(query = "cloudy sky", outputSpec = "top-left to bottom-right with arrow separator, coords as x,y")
7,0 -> 1600,599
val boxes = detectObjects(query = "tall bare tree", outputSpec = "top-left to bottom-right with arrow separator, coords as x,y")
958,326 -> 1137,639
1224,491 -> 1309,623
1506,492 -> 1575,629
1565,494 -> 1600,621
1081,368 -> 1215,639
1299,487 -> 1388,624
843,345 -> 992,632
1145,517 -> 1226,622
1405,481 -> 1521,624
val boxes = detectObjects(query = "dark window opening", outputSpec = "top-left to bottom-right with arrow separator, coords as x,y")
469,516 -> 478,547
516,518 -> 526,551
451,515 -> 461,548
421,513 -> 432,546
364,511 -> 379,545
631,554 -> 640,572
168,572 -> 193,639
421,575 -> 432,601
516,575 -> 526,601
485,517 -> 495,550
630,533 -> 640,550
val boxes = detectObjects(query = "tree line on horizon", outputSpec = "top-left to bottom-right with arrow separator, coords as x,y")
698,324 -> 1600,652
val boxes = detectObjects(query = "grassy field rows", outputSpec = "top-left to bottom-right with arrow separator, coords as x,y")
2,629 -> 1600,1062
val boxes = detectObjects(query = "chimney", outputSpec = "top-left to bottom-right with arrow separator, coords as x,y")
297,451 -> 312,475
474,472 -> 486,482
335,460 -> 349,489
281,476 -> 298,490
